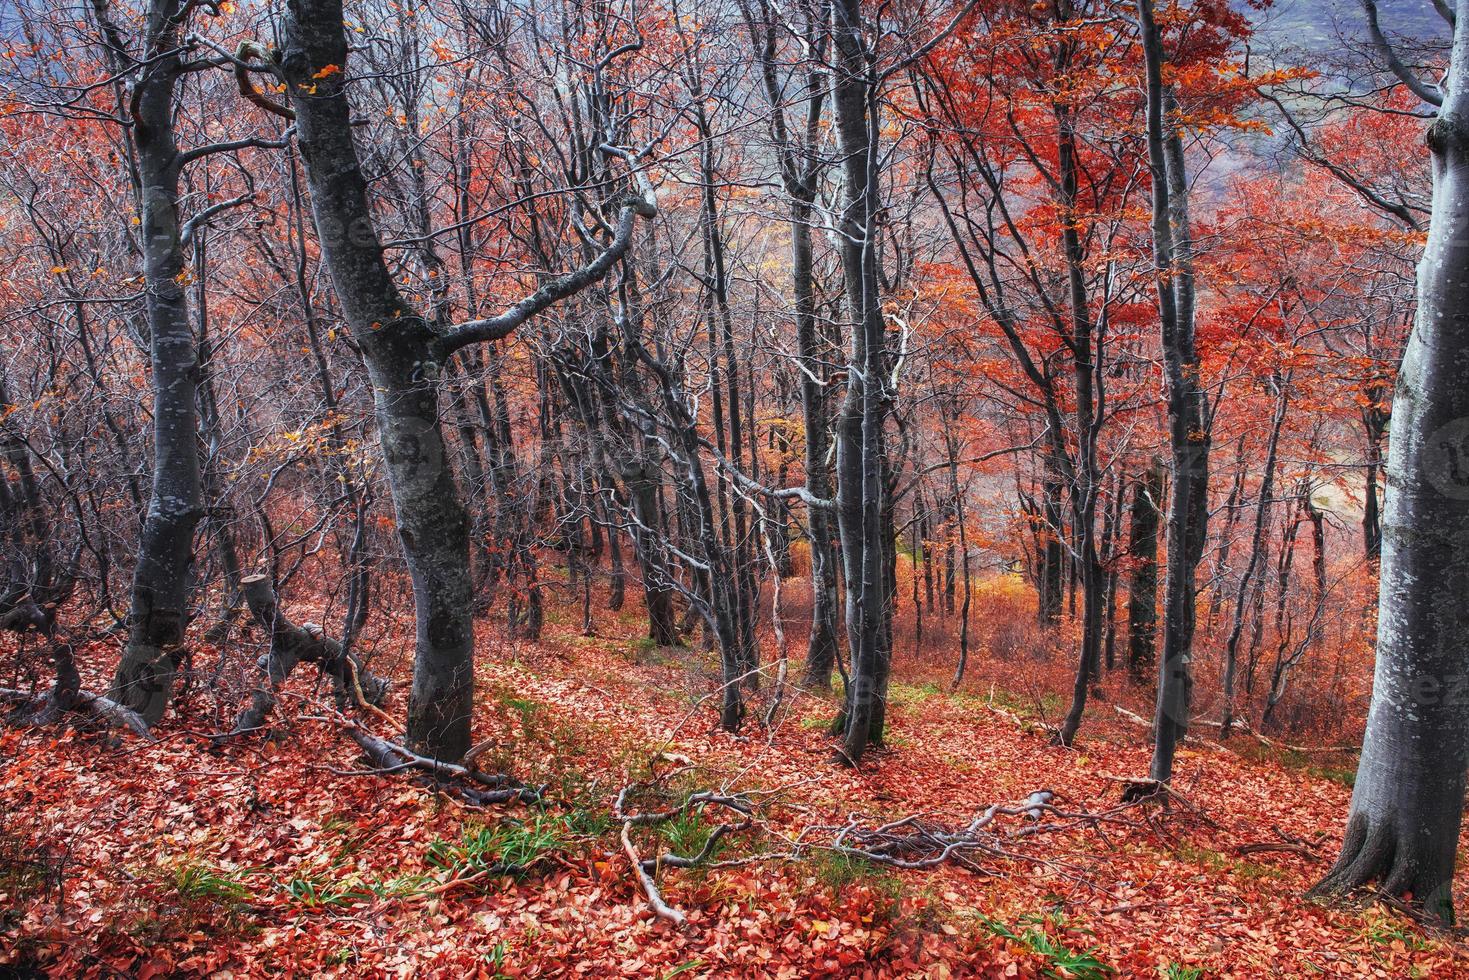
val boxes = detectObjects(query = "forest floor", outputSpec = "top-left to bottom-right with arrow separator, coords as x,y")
2,592 -> 1467,978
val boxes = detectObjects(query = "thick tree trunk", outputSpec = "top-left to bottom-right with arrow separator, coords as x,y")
830,0 -> 892,764
623,459 -> 680,648
366,353 -> 477,760
1138,0 -> 1209,784
1317,48 -> 1469,919
279,4 -> 475,760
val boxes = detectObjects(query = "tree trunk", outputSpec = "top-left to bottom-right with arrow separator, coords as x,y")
1138,0 -> 1209,784
1221,381 -> 1288,737
1056,107 -> 1107,747
794,197 -> 839,689
1126,462 -> 1162,683
1038,473 -> 1064,626
1317,39 -> 1469,918
233,575 -> 388,734
279,6 -> 476,760
108,1 -> 203,724
830,0 -> 892,765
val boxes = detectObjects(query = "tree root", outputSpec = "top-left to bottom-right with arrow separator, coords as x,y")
1311,811 -> 1456,925
2,685 -> 155,741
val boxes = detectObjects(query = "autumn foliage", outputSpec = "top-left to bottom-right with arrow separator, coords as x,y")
0,0 -> 1461,974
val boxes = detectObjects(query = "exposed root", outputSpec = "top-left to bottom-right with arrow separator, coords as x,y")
1311,811 -> 1456,926
2,685 -> 155,741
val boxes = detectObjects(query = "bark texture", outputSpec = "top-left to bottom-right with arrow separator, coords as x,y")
1317,16 -> 1469,917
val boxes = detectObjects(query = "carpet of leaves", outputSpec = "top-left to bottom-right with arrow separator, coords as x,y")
2,601 -> 1466,978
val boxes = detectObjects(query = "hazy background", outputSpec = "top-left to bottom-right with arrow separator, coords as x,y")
1251,0 -> 1444,49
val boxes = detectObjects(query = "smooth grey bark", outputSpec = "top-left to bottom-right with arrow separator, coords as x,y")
1316,0 -> 1469,922
830,0 -> 893,764
278,11 -> 473,760
103,0 -> 205,724
1138,0 -> 1209,784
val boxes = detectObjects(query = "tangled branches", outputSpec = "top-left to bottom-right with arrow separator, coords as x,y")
613,769 -> 759,925
604,766 -> 1192,928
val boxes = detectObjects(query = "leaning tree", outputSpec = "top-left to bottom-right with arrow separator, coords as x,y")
229,0 -> 657,761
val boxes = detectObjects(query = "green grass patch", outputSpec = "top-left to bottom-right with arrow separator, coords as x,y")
427,814 -> 567,880
1358,908 -> 1428,951
627,635 -> 676,665
888,681 -> 943,707
1175,843 -> 1286,882
974,910 -> 1114,980
659,808 -> 726,863
171,861 -> 252,908
1163,966 -> 1205,980
282,872 -> 373,909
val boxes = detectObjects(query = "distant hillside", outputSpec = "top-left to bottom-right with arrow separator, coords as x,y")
1250,0 -> 1445,50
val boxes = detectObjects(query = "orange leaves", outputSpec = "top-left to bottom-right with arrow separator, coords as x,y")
311,63 -> 342,80
0,614 -> 1456,978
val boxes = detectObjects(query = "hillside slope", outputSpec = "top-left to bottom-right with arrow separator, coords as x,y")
1,602 -> 1464,978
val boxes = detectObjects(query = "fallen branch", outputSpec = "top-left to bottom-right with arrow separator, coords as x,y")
1235,841 -> 1325,862
1,684 -> 155,741
622,822 -> 687,926
609,769 -> 765,924
342,723 -> 544,806
1114,704 -> 1358,757
229,575 -> 390,736
803,791 -> 1133,874
1099,774 -> 1220,827
640,823 -> 735,873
